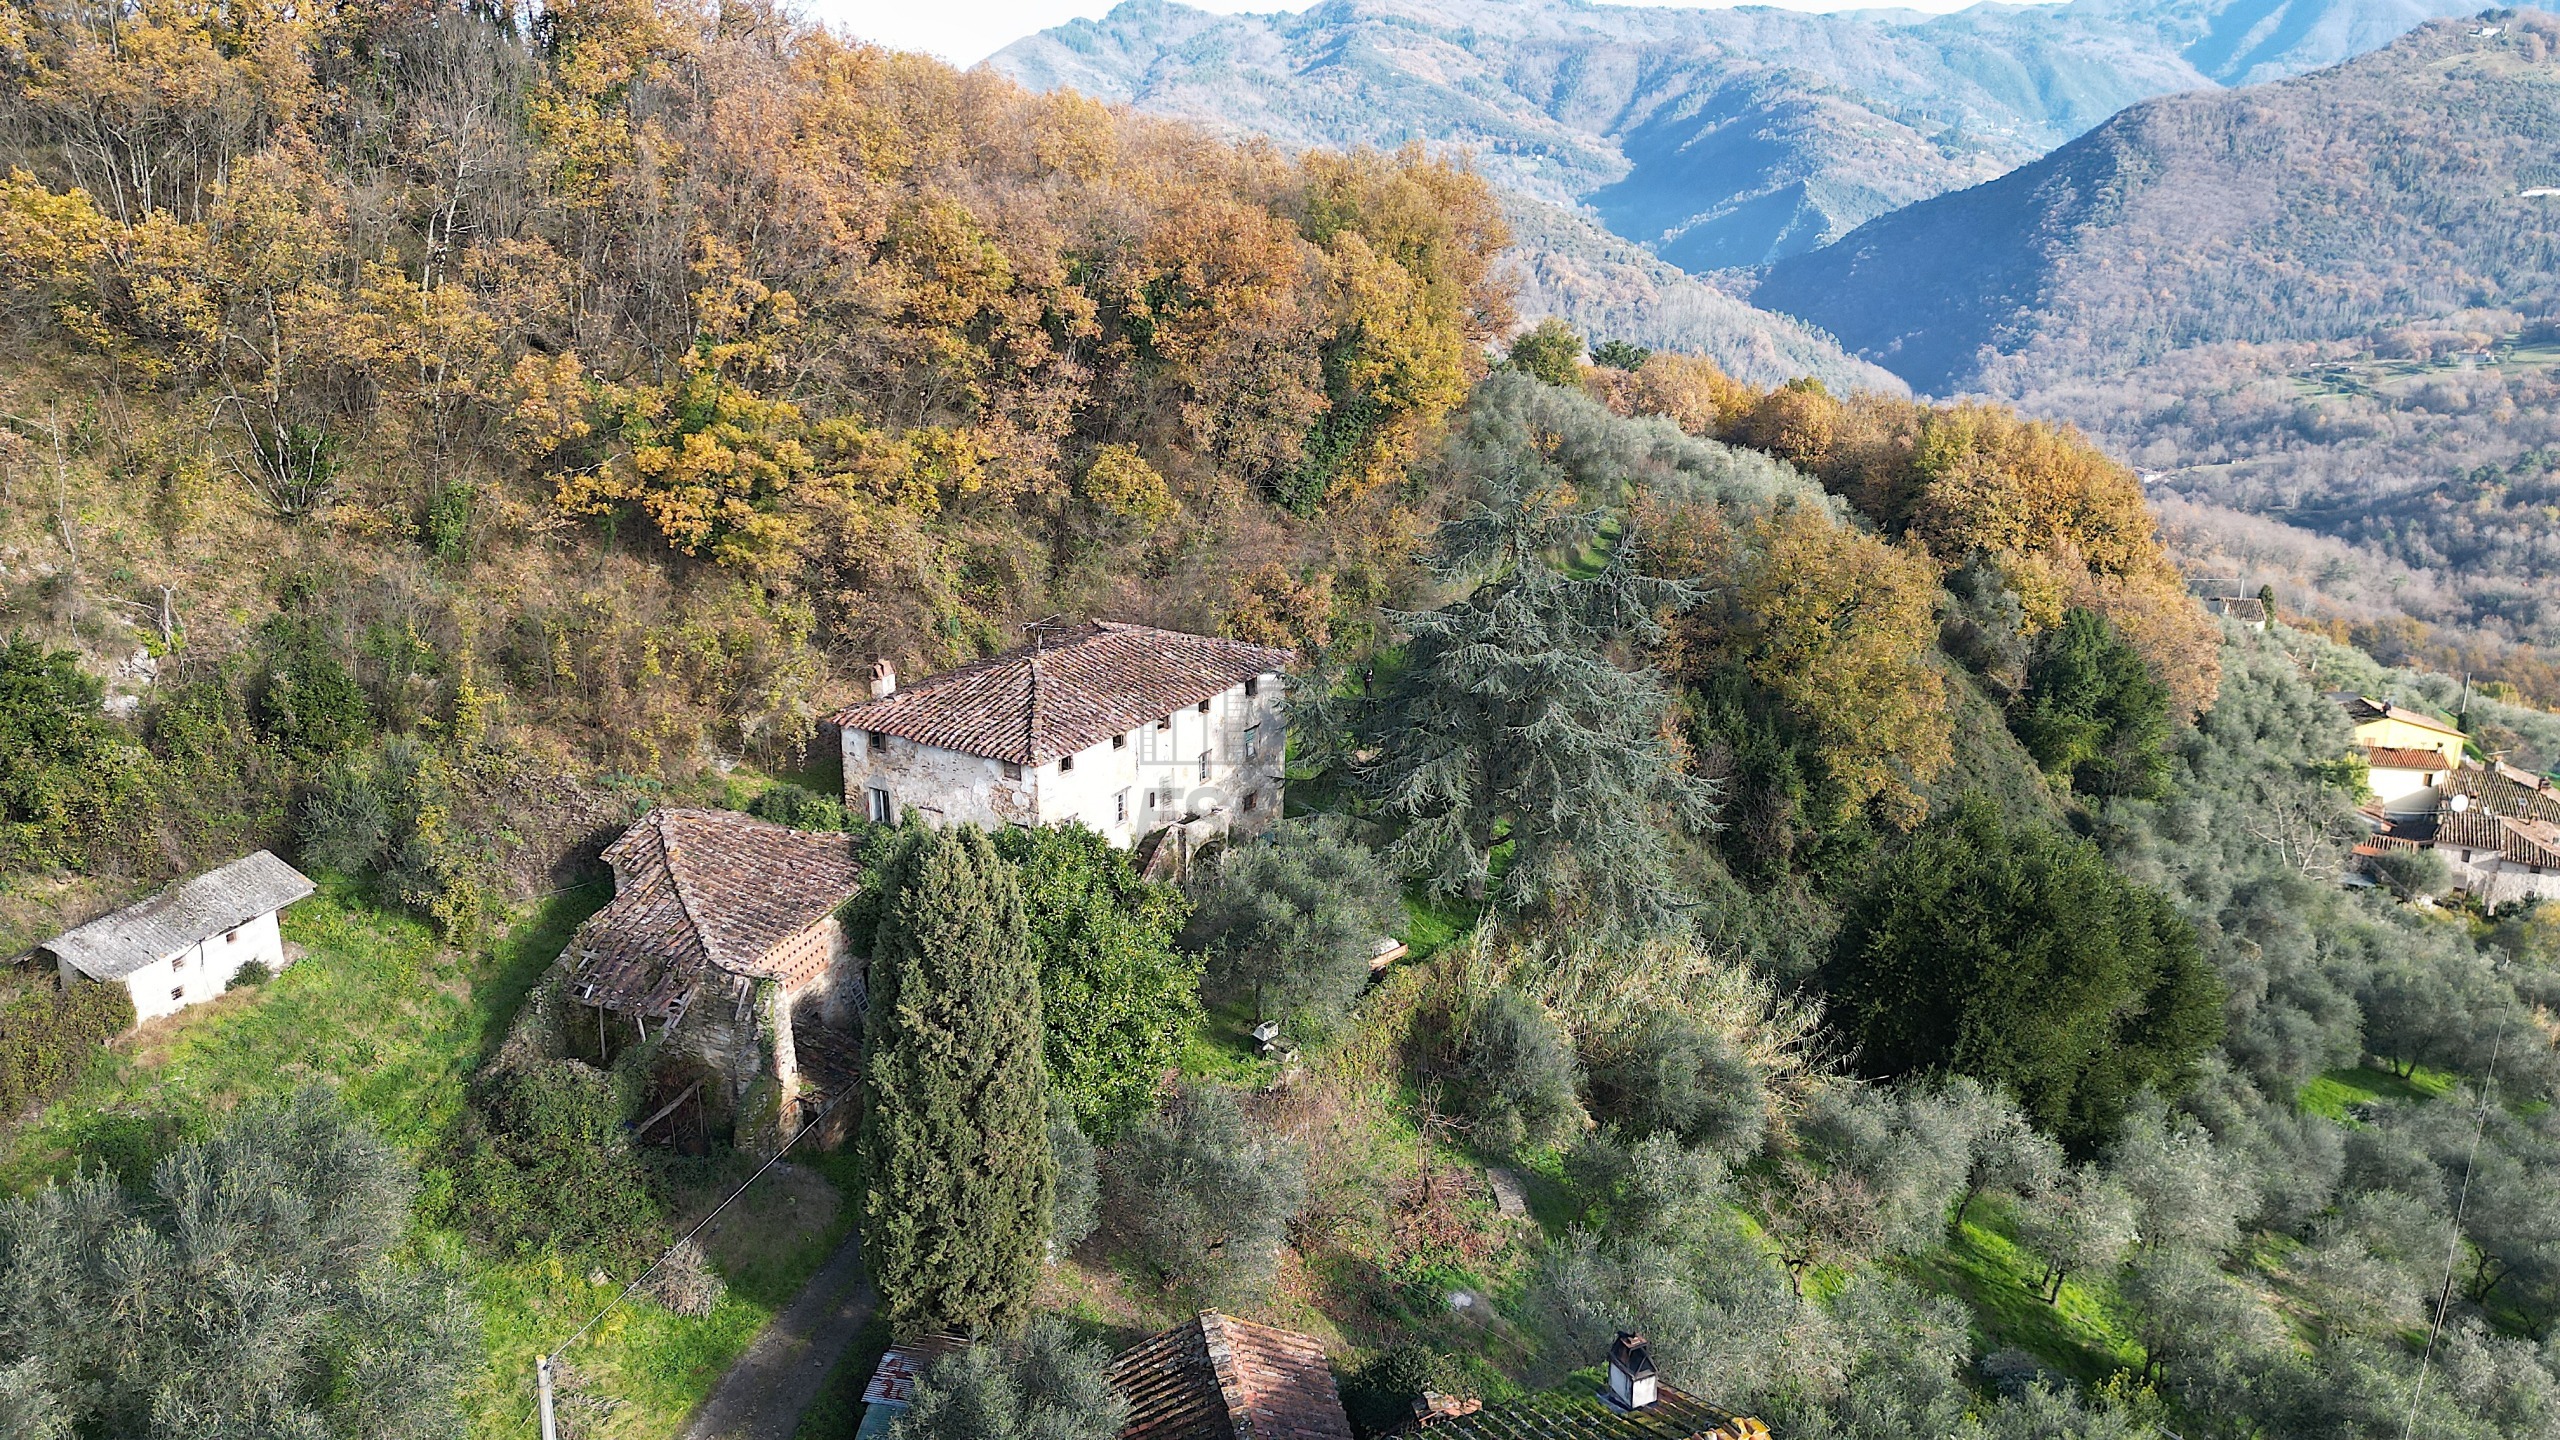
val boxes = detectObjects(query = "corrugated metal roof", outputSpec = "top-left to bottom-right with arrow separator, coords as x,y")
1111,1311 -> 1352,1440
42,851 -> 314,981
828,623 -> 1291,766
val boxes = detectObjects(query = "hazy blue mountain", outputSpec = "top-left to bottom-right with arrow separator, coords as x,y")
1754,14 -> 2560,393
991,0 -> 2487,269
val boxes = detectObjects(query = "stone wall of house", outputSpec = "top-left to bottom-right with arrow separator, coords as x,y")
841,671 -> 1288,848
843,729 -> 1038,830
2446,851 -> 2560,910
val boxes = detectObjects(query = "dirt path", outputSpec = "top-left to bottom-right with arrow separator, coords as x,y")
680,1232 -> 874,1440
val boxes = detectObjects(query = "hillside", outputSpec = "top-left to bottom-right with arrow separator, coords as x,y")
991,0 -> 2488,269
1499,198 -> 1906,394
1756,13 -> 2560,393
1754,12 -> 2560,682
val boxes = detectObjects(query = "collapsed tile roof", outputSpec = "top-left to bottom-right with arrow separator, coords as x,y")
1394,1385 -> 1742,1439
566,808 -> 865,1022
1112,1310 -> 1353,1440
42,851 -> 314,981
827,622 -> 1292,767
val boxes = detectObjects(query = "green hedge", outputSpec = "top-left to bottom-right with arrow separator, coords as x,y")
0,978 -> 135,1119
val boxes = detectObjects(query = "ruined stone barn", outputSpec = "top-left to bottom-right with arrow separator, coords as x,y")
562,808 -> 867,1142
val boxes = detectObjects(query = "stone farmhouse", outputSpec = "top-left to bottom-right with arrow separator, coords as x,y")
37,850 -> 313,1025
829,622 -> 1292,850
560,808 -> 866,1139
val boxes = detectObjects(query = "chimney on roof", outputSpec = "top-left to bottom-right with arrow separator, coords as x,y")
870,659 -> 896,700
1606,1332 -> 1658,1411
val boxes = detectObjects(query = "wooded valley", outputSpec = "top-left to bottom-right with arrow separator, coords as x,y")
7,4 -> 2560,1440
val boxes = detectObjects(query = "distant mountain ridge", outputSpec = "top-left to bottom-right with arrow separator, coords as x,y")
1754,12 -> 2560,392
992,0 -> 2490,270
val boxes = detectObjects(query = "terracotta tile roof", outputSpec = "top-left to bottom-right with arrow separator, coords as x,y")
1392,1384 -> 1741,1438
42,851 -> 314,981
566,809 -> 865,1021
1111,1311 -> 1352,1440
2368,746 -> 2453,771
828,623 -> 1292,766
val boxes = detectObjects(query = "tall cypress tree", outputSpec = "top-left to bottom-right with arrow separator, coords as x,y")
861,824 -> 1054,1332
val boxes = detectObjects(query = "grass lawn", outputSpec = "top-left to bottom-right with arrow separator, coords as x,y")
1900,1199 -> 2143,1386
0,876 -> 859,1440
2297,1063 -> 2455,1121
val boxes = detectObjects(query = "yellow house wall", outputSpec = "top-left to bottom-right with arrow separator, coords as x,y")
2353,716 -> 2464,766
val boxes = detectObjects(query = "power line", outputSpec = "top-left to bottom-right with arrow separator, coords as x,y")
536,1091 -> 844,1438
2400,995 -> 2511,1440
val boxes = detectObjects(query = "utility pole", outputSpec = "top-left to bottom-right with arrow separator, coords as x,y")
537,1355 -> 558,1440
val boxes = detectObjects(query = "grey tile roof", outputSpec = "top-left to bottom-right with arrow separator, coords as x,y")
42,851 -> 314,981
829,623 -> 1291,766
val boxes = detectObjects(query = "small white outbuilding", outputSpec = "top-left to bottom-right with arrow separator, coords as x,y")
38,851 -> 315,1024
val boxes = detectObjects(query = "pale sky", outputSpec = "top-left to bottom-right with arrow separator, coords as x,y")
821,0 -> 2045,68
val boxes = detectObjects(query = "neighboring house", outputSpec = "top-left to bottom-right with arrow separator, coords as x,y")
2379,761 -> 2560,908
2332,692 -> 2469,818
2203,595 -> 2269,630
37,851 -> 314,1025
2365,745 -> 2454,816
830,622 -> 1292,849
2334,692 -> 2467,768
1113,1310 -> 1354,1440
561,809 -> 866,1139
1395,1332 -> 1763,1439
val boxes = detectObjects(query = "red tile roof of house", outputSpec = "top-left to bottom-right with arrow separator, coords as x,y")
2368,746 -> 2453,771
566,808 -> 865,1021
1111,1311 -> 1353,1440
828,623 -> 1292,767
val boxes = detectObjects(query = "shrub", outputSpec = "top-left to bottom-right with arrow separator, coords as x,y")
1184,818 -> 1400,1034
892,1317 -> 1128,1440
747,782 -> 848,830
1825,796 -> 2223,1148
2367,846 -> 2450,901
0,1087 -> 476,1439
226,960 -> 272,990
1447,986 -> 1581,1154
2010,608 -> 2172,799
0,635 -> 152,871
1505,318 -> 1584,386
642,1237 -> 726,1317
1585,1011 -> 1769,1161
452,1060 -> 663,1265
1340,1342 -> 1462,1438
1103,1083 -> 1306,1297
997,823 -> 1198,1135
1051,1104 -> 1100,1250
0,978 -> 134,1120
